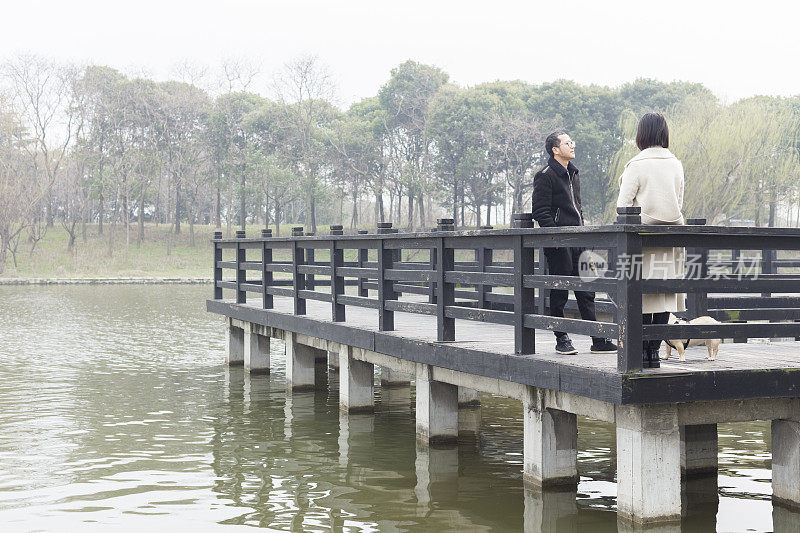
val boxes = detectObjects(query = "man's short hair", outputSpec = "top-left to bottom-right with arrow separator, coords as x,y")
635,113 -> 669,150
545,130 -> 567,158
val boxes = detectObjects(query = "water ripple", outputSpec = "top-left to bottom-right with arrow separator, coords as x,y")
0,285 -> 790,531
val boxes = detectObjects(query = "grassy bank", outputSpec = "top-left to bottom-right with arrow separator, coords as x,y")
3,221 -> 522,280
3,223 -> 294,279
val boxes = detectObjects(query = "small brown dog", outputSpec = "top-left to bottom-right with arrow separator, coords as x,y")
662,314 -> 722,362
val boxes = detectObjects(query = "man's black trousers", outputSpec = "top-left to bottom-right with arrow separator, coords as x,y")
543,246 -> 600,342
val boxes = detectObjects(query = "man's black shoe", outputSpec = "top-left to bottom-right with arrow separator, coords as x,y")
590,339 -> 618,354
555,336 -> 578,355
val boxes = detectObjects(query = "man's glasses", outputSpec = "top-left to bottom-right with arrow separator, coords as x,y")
560,140 -> 576,148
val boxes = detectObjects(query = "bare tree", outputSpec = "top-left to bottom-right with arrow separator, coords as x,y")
219,56 -> 262,94
488,112 -> 551,215
172,59 -> 211,92
0,94 -> 39,273
3,54 -> 77,230
159,80 -> 210,244
55,152 -> 87,252
272,55 -> 337,233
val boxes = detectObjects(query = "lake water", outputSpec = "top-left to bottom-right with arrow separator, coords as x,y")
0,285 -> 791,531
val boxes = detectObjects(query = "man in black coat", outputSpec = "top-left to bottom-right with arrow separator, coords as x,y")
531,131 -> 617,355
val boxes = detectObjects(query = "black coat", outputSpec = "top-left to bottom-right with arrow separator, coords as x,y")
531,158 -> 584,228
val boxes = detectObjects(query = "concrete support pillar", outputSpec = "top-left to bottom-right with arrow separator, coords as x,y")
681,474 -> 718,526
773,504 -> 800,532
314,347 -> 328,364
772,418 -> 800,509
458,387 -> 481,408
226,319 -> 244,366
523,486 -> 578,533
680,423 -> 718,478
338,411 -> 374,467
415,364 -> 458,445
616,520 -> 681,533
458,407 -> 481,439
339,344 -> 374,413
242,371 -> 272,415
285,332 -> 317,391
379,366 -> 410,409
414,442 -> 458,513
616,404 -> 681,525
283,389 -> 314,440
223,365 -> 244,402
381,367 -> 411,388
382,386 -> 411,410
244,324 -> 270,374
523,387 -> 578,487
328,350 -> 340,371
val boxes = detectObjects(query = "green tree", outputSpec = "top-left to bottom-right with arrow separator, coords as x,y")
619,78 -> 714,116
273,56 -> 338,233
609,94 -> 800,226
378,60 -> 448,229
74,66 -> 126,235
206,91 -> 264,233
158,81 -> 210,246
245,100 -> 300,235
527,80 -> 623,222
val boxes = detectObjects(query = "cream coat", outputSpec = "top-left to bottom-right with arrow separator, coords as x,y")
617,147 -> 687,314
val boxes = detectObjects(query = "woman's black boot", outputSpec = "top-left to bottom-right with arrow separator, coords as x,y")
649,342 -> 661,369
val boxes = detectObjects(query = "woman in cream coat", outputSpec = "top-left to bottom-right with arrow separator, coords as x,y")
617,113 -> 686,368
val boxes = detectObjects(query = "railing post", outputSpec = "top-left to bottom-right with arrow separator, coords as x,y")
536,248 -> 548,315
615,207 -> 643,372
235,230 -> 246,304
511,214 -> 535,351
761,247 -> 775,274
511,213 -> 533,229
390,228 -> 402,299
730,246 -> 748,343
761,247 -> 775,298
213,231 -> 222,300
377,222 -> 396,331
686,218 -> 708,317
261,229 -> 273,309
429,227 -> 438,304
514,233 -> 535,354
478,225 -> 493,310
437,218 -> 454,231
305,231 -> 315,291
292,226 -> 306,315
515,212 -> 546,317
607,246 -> 618,322
357,229 -> 369,297
760,245 -> 777,343
531,211 -> 547,316
330,225 -> 345,322
436,218 -> 455,342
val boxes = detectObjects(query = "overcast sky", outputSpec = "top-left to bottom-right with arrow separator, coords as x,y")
4,0 -> 798,106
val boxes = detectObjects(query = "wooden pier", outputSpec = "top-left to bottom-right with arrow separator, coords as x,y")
207,209 -> 800,526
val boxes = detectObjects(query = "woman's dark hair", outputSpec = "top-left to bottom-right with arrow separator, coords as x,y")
635,113 -> 669,150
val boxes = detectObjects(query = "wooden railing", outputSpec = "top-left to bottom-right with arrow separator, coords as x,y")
211,208 -> 800,372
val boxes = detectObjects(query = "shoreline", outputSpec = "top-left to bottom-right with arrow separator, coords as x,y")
0,277 -> 212,286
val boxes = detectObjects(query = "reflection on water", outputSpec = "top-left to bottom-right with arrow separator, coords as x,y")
0,285 -> 794,531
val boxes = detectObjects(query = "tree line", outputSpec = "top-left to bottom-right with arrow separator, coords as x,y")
1,54 -> 799,274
